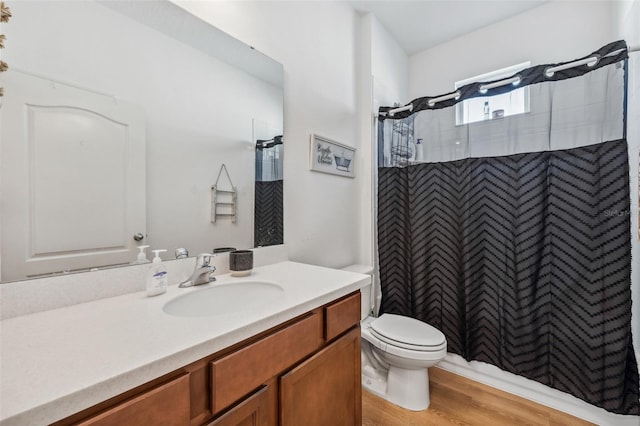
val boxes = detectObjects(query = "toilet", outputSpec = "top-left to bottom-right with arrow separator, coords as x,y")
342,265 -> 447,411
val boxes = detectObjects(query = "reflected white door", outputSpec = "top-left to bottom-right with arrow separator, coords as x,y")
1,70 -> 145,280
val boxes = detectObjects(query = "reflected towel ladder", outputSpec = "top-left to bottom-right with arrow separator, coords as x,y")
211,164 -> 237,223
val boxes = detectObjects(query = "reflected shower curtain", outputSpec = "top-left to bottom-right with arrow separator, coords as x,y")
376,41 -> 639,415
254,136 -> 283,247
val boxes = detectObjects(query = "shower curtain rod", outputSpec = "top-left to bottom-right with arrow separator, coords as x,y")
384,43 -> 639,117
256,135 -> 283,148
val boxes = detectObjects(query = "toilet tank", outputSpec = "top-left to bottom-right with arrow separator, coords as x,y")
341,264 -> 373,320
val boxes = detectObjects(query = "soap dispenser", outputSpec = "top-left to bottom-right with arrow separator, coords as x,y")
131,245 -> 151,264
146,249 -> 168,297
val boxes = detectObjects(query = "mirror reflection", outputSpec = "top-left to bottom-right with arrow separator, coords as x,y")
0,1 -> 284,282
254,120 -> 283,247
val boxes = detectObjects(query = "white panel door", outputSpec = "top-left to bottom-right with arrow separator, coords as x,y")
1,70 -> 145,280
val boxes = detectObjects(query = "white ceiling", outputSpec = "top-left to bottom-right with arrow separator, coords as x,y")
349,0 -> 547,55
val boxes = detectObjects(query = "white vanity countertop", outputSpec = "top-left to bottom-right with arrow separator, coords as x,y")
0,261 -> 370,425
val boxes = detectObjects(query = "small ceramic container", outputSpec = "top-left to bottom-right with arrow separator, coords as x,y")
229,250 -> 253,277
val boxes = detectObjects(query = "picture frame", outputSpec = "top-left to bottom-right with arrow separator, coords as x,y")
309,134 -> 356,178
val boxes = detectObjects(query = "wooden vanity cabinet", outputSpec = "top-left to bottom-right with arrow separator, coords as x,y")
207,291 -> 360,426
57,291 -> 361,426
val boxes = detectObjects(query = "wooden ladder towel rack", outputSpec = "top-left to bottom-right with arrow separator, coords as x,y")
211,164 -> 237,223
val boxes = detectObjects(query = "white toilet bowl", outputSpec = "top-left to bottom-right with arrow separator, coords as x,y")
361,314 -> 447,411
339,264 -> 447,411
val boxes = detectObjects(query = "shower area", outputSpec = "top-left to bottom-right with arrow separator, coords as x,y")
254,135 -> 283,247
376,40 -> 639,416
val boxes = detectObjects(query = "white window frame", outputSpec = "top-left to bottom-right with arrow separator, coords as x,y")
455,61 -> 531,126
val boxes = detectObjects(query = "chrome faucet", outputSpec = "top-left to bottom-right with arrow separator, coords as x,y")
179,253 -> 216,288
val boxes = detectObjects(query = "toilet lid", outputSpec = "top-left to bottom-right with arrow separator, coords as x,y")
370,314 -> 446,348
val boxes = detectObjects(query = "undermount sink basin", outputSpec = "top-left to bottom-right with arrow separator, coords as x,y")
163,280 -> 283,317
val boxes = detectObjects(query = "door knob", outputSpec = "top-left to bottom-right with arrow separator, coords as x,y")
133,233 -> 145,241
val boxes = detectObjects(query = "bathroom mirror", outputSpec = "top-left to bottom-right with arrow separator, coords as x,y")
0,1 -> 284,282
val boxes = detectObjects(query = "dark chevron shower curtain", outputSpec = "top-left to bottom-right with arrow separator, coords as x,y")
377,41 -> 639,415
254,136 -> 283,247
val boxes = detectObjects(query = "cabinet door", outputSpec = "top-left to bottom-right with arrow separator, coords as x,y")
207,386 -> 270,426
77,374 -> 189,426
280,328 -> 361,426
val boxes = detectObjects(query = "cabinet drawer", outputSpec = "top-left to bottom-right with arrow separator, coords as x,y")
77,374 -> 190,426
324,291 -> 360,341
210,312 -> 322,413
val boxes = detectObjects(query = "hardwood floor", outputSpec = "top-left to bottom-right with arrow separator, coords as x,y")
362,368 -> 595,426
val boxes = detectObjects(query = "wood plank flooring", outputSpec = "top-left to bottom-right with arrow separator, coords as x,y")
362,367 -> 596,426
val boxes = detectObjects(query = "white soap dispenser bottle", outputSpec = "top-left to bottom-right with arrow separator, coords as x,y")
131,245 -> 151,264
146,249 -> 168,297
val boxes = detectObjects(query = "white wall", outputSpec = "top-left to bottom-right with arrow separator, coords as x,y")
371,17 -> 410,107
356,13 -> 409,270
370,15 -> 409,312
2,1 -> 283,268
357,14 -> 374,269
409,1 -> 613,98
175,1 -> 361,268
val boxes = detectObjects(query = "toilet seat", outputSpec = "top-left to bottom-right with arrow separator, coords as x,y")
370,314 -> 446,352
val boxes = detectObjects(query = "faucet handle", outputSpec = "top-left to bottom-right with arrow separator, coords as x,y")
196,253 -> 214,266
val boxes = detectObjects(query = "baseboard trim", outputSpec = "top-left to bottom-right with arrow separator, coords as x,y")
437,354 -> 638,426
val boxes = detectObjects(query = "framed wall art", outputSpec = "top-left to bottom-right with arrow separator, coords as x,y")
309,134 -> 356,178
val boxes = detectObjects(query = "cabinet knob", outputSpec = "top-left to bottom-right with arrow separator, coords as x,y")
133,233 -> 145,242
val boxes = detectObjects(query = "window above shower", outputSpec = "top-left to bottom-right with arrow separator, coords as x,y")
455,62 -> 530,125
